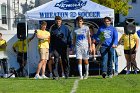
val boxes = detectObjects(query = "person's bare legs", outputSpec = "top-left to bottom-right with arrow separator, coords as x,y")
19,59 -> 27,77
131,54 -> 137,73
125,54 -> 131,74
42,59 -> 47,76
92,44 -> 96,55
48,58 -> 53,73
36,59 -> 45,75
91,43 -> 96,60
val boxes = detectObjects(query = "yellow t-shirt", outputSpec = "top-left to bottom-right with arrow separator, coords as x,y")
13,39 -> 29,52
0,39 -> 6,51
37,30 -> 50,49
121,33 -> 138,50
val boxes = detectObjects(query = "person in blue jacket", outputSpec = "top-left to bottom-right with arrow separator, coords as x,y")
137,30 -> 140,38
95,17 -> 118,78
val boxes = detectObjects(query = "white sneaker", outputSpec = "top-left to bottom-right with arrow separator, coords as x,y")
84,74 -> 89,79
42,75 -> 48,79
79,76 -> 83,80
34,74 -> 42,79
109,75 -> 113,78
3,74 -> 8,78
114,72 -> 118,76
62,73 -> 65,78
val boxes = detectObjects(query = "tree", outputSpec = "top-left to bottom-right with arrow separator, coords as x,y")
92,0 -> 132,16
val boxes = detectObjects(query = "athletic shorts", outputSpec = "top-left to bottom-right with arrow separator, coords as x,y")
39,48 -> 49,60
75,47 -> 89,60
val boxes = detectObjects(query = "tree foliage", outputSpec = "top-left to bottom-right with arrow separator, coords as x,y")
92,0 -> 132,16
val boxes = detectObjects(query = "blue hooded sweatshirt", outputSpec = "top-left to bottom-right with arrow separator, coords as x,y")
96,25 -> 118,47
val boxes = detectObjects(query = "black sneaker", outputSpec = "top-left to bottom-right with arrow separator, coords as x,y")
102,73 -> 106,78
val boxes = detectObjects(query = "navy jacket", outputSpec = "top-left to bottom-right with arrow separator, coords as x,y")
50,24 -> 72,49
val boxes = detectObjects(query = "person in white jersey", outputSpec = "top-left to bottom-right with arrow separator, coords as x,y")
73,16 -> 92,79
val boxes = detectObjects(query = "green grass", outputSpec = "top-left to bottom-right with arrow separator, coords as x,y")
0,78 -> 76,93
77,74 -> 140,93
0,75 -> 140,93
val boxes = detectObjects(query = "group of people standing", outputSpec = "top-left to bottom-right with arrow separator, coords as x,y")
0,16 -> 139,79
33,16 -> 119,79
34,16 -> 71,80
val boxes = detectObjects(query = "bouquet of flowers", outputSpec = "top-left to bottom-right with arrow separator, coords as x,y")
96,32 -> 105,51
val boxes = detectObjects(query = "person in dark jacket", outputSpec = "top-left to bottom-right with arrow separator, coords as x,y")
50,16 -> 71,80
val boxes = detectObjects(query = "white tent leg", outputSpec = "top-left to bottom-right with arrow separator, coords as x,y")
26,19 -> 29,78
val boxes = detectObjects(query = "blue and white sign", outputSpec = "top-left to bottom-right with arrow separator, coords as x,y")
25,0 -> 114,20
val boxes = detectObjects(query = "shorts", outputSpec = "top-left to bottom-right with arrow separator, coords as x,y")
17,52 -> 27,63
75,47 -> 89,59
124,45 -> 136,54
39,48 -> 49,60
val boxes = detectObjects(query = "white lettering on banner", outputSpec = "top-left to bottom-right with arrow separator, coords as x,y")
39,12 -> 100,19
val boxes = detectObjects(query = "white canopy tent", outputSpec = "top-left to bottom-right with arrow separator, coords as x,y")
24,0 -> 115,75
25,0 -> 114,20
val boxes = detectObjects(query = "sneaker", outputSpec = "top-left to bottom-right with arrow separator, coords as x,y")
62,73 -> 65,78
49,73 -> 53,78
79,76 -> 83,80
84,73 -> 89,79
102,73 -> 106,78
3,74 -> 8,78
34,74 -> 42,79
53,77 -> 59,80
114,72 -> 118,76
42,75 -> 48,79
108,75 -> 113,78
126,71 -> 130,75
134,70 -> 137,74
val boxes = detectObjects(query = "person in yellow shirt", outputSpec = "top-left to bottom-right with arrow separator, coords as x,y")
119,33 -> 139,74
34,21 -> 50,79
12,32 -> 36,77
0,33 -> 8,77
0,33 -> 7,51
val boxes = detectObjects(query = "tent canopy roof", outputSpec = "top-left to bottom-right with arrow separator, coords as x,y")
25,0 -> 114,20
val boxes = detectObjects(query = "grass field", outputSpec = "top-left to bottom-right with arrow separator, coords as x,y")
0,74 -> 140,93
